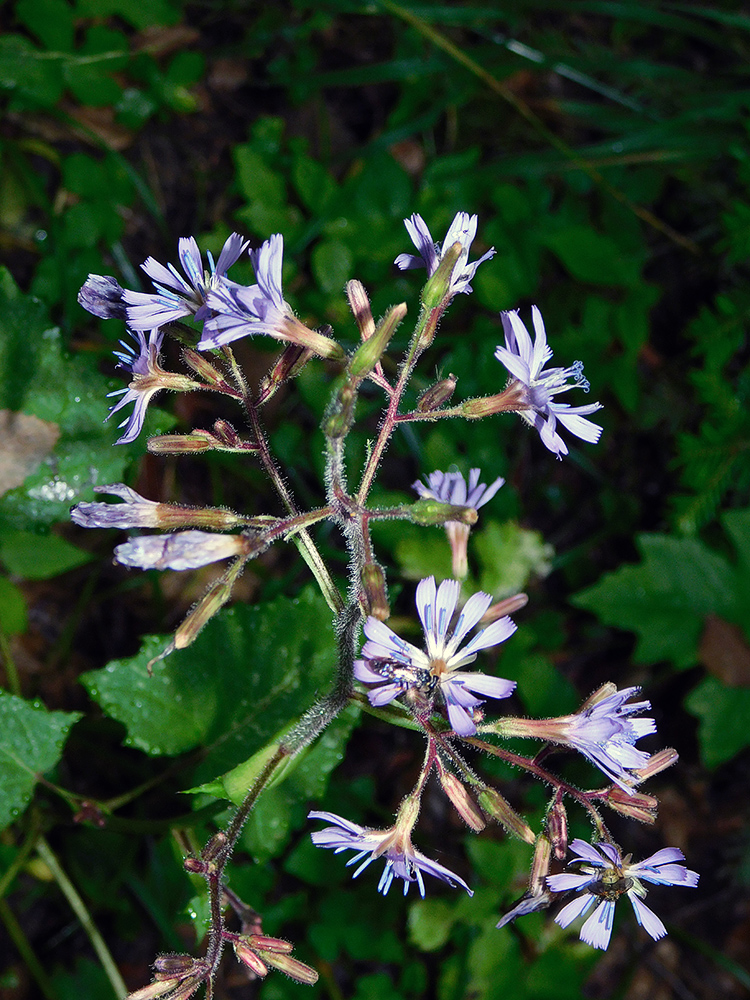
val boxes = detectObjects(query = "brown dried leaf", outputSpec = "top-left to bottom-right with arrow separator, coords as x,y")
0,410 -> 59,497
699,614 -> 750,687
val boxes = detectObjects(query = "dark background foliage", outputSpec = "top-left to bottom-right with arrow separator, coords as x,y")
1,1 -> 749,998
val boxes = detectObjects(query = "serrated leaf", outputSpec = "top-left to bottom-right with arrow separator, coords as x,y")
80,589 -> 342,777
573,533 -> 737,668
0,691 -> 81,831
684,676 -> 750,768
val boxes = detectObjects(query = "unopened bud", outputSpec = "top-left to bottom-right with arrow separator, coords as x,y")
148,430 -> 222,454
417,373 -> 457,412
183,857 -> 206,874
346,279 -> 375,340
280,315 -> 345,361
478,787 -> 535,843
480,593 -> 528,624
233,940 -> 268,978
261,952 -> 319,986
126,979 -> 181,1000
546,799 -> 568,859
248,935 -> 294,954
361,562 -> 389,621
439,770 -> 485,832
529,833 -> 552,894
605,787 -> 658,824
171,565 -> 243,652
348,303 -> 407,380
632,747 -> 679,780
182,348 -> 226,386
201,831 -> 228,863
407,498 -> 478,527
114,532 -> 249,572
258,345 -> 313,403
323,381 -> 356,439
154,955 -> 195,978
212,419 -> 244,449
460,384 -> 527,420
422,241 -> 463,309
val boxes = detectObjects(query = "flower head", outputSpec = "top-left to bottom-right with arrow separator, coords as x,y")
107,328 -> 166,444
78,274 -> 128,320
395,212 -> 495,296
354,576 -> 516,736
308,810 -> 473,898
71,484 -> 161,529
413,468 -> 504,579
199,234 -> 287,349
123,233 -> 248,330
114,531 -> 248,571
547,838 -> 699,950
495,306 -> 602,458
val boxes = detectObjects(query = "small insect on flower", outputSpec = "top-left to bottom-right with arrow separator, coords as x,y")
547,839 -> 699,950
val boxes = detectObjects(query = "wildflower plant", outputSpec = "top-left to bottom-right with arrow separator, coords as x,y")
73,212 -> 697,996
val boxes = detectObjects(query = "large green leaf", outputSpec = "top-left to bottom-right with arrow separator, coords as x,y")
0,691 -> 81,831
80,588 -> 343,779
684,677 -> 750,769
572,532 -> 738,668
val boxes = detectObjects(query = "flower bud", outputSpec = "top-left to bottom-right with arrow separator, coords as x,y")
148,431 -> 219,454
233,940 -> 268,978
248,935 -> 293,954
631,747 -> 679,780
261,952 -> 319,986
417,373 -> 457,412
421,241 -> 463,309
323,382 -> 356,439
347,280 -> 375,340
154,955 -> 195,978
181,348 -> 226,386
78,274 -> 127,320
460,384 -> 527,419
546,798 -> 568,859
183,857 -> 206,875
126,979 -> 182,1000
480,593 -> 528,624
258,344 -> 313,403
604,786 -> 658,824
280,315 -> 345,361
529,833 -> 552,894
201,831 -> 228,862
114,531 -> 249,572
171,566 -> 243,652
360,562 -> 389,621
407,498 -> 478,527
439,770 -> 486,832
477,787 -> 535,843
348,302 -> 407,380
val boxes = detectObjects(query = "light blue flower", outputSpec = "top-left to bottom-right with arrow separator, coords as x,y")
395,212 -> 495,296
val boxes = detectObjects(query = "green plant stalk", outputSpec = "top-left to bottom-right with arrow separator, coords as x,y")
0,816 -> 41,901
0,619 -> 22,697
36,835 -> 128,1000
0,897 -> 57,1000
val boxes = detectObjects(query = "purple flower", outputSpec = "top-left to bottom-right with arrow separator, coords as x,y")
78,274 -> 127,320
395,212 -> 495,296
495,306 -> 602,458
413,468 -> 504,512
198,234 -> 287,349
107,328 -> 166,444
308,810 -> 473,898
354,576 -> 517,736
412,468 -> 504,579
547,838 -> 699,950
114,531 -> 247,571
71,484 -> 161,529
124,233 -> 248,331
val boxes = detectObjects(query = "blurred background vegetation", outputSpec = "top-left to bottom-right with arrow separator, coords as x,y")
1,1 -> 750,998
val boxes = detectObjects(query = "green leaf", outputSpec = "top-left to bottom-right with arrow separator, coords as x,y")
684,677 -> 750,768
573,534 -> 737,668
311,239 -> 353,295
16,0 -> 75,53
0,35 -> 64,108
542,226 -> 641,287
408,898 -> 456,952
292,153 -> 337,213
80,589 -> 342,775
0,269 -> 130,529
0,529 -> 92,579
0,576 -> 27,635
0,691 -> 81,832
